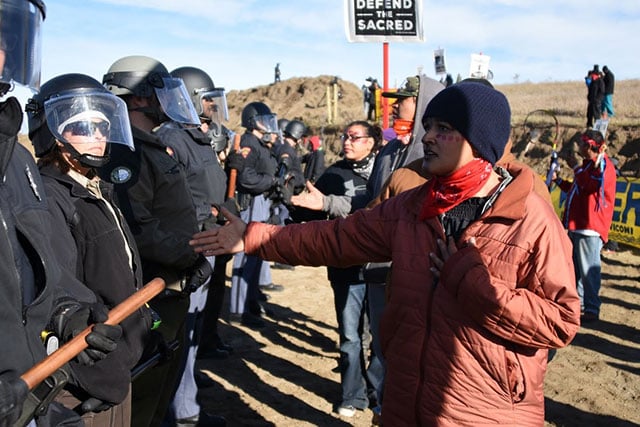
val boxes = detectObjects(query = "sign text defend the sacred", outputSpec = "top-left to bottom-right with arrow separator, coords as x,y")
344,0 -> 424,42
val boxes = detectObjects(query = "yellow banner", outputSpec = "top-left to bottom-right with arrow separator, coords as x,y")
549,176 -> 640,248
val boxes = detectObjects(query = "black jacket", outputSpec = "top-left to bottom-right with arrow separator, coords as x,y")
294,158 -> 370,284
99,126 -> 201,284
154,123 -> 227,226
237,133 -> 278,197
40,164 -> 152,403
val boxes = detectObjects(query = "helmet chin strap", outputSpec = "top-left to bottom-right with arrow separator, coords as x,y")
63,142 -> 111,169
129,106 -> 168,126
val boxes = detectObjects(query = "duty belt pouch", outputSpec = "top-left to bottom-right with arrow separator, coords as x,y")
236,192 -> 252,211
16,369 -> 69,427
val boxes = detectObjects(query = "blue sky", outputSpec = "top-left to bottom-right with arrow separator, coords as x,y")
11,0 -> 639,111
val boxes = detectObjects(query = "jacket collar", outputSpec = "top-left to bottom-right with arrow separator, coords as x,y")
401,162 -> 536,223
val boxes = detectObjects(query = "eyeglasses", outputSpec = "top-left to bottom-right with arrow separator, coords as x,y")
63,121 -> 110,137
341,134 -> 369,142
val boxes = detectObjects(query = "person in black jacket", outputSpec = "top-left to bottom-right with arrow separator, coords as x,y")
100,55 -> 212,427
27,73 -> 153,426
290,121 -> 384,418
0,2 -> 121,425
601,65 -> 615,119
586,69 -> 605,128
230,101 -> 280,329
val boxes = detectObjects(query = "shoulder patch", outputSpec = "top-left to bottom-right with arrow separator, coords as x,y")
111,166 -> 132,184
240,147 -> 252,158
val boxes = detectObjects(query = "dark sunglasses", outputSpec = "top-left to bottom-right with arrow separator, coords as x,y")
63,121 -> 110,137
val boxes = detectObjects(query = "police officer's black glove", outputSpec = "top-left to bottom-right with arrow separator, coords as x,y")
52,301 -> 122,367
0,377 -> 28,427
271,175 -> 294,205
79,397 -> 113,414
226,151 -> 245,172
183,255 -> 213,294
215,198 -> 240,224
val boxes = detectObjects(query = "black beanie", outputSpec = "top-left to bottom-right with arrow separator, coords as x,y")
422,82 -> 511,164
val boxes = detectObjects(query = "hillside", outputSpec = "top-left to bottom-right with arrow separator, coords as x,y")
17,76 -> 639,179
226,76 -> 640,179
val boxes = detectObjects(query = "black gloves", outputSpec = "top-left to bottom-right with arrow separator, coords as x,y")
269,175 -> 294,205
0,377 -> 28,427
183,255 -> 213,294
79,397 -> 113,414
51,301 -> 122,366
226,151 -> 245,172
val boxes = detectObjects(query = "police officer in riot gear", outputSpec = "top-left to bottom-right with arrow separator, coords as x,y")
171,67 -> 237,364
27,72 -> 152,426
149,65 -> 229,426
1,1 -> 121,425
100,55 -> 213,427
230,101 -> 281,328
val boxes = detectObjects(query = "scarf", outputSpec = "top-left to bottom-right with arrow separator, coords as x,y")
393,118 -> 413,138
419,158 -> 493,220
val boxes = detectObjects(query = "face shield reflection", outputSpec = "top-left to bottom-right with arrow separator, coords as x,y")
0,0 -> 44,92
254,114 -> 279,134
154,77 -> 200,125
199,88 -> 228,134
44,91 -> 134,150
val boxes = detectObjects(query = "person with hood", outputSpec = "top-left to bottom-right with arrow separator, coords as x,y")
190,82 -> 581,426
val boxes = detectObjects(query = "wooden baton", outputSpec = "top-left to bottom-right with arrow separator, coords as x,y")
226,133 -> 242,199
20,277 -> 166,390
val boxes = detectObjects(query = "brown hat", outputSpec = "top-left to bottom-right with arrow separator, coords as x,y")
381,76 -> 419,98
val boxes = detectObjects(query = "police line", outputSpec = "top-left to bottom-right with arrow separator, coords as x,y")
548,176 -> 640,249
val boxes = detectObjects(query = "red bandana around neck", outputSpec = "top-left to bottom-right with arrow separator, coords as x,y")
393,118 -> 414,137
419,158 -> 494,220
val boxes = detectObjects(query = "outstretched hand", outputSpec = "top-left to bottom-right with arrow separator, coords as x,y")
290,181 -> 325,211
190,207 -> 247,256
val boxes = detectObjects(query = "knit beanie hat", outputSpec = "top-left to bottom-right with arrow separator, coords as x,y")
422,82 -> 511,164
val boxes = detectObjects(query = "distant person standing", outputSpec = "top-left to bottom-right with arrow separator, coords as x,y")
274,63 -> 281,83
601,66 -> 615,119
367,79 -> 380,121
586,67 -> 604,128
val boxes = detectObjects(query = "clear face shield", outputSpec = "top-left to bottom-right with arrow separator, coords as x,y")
44,91 -> 134,150
154,77 -> 200,125
0,0 -> 44,92
254,113 -> 279,134
198,87 -> 228,136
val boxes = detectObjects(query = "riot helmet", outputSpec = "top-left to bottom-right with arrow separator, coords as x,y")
103,55 -> 199,125
283,120 -> 307,142
0,0 -> 46,94
26,73 -> 134,168
171,66 -> 228,139
277,118 -> 290,133
241,101 -> 278,134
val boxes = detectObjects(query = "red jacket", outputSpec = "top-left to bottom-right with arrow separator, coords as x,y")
245,165 -> 580,426
558,154 -> 616,242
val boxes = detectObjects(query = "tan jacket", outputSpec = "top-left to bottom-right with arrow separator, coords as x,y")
245,164 -> 579,426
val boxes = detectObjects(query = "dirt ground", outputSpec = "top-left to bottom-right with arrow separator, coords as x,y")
195,246 -> 640,427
